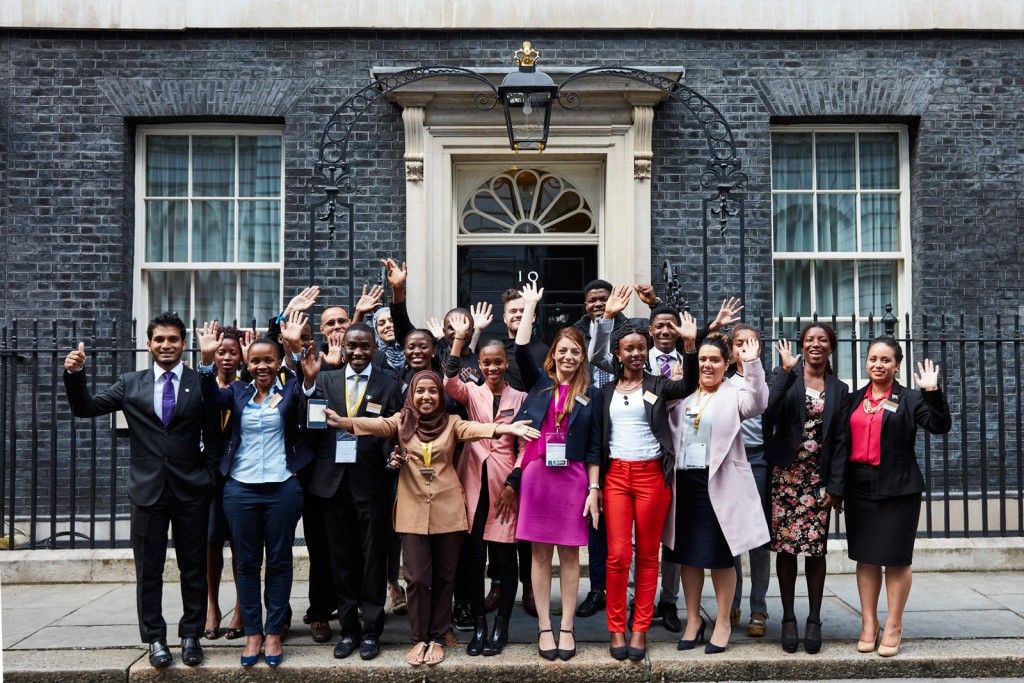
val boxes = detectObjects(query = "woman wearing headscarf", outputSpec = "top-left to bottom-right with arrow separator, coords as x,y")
325,371 -> 538,667
372,306 -> 407,377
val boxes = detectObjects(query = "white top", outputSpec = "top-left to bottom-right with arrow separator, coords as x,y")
608,390 -> 662,461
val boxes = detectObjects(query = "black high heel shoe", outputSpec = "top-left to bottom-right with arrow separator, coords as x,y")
609,632 -> 628,660
781,617 -> 799,653
557,628 -> 576,661
537,628 -> 557,661
677,617 -> 707,650
627,633 -> 647,662
804,618 -> 822,654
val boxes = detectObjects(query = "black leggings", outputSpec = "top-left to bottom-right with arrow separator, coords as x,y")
459,461 -> 519,619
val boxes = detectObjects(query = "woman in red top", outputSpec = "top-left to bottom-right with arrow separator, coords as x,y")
845,336 -> 950,658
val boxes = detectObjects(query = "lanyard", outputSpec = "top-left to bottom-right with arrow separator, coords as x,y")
692,386 -> 716,433
421,440 -> 434,468
553,386 -> 570,432
345,374 -> 368,417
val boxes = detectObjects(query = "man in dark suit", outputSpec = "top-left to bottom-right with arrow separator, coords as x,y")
63,312 -> 217,668
303,322 -> 403,661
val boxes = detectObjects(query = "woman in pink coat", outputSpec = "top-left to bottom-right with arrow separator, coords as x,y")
663,335 -> 769,654
443,313 -> 527,657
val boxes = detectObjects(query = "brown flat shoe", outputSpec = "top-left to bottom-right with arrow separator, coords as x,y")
484,582 -> 501,613
748,612 -> 767,638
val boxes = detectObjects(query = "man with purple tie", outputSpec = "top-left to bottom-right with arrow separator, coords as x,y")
63,312 -> 218,669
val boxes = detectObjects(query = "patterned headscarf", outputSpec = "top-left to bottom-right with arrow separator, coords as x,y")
372,306 -> 407,375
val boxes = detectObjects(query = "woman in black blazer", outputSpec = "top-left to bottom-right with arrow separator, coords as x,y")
763,324 -> 849,655
846,336 -> 950,657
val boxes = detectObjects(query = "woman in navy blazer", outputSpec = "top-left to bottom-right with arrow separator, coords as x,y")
845,336 -> 951,657
510,283 -> 602,662
198,321 -> 315,668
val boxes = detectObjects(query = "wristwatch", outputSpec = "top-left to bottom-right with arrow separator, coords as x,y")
588,483 -> 601,492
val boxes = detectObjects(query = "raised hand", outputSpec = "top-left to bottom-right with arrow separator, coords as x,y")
240,329 -> 255,361
470,302 -> 493,332
448,312 -> 472,338
632,283 -> 658,307
299,339 -> 323,385
354,284 -> 384,317
775,338 -> 800,372
64,341 -> 87,372
710,297 -> 744,331
387,445 -> 410,470
736,337 -> 761,364
914,358 -> 940,391
280,310 -> 308,355
285,286 -> 320,315
426,317 -> 443,341
603,284 -> 632,319
519,281 -> 544,304
196,321 -> 223,365
381,259 -> 407,291
323,330 -> 344,368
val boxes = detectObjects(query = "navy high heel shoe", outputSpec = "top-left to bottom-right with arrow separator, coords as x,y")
265,651 -> 284,667
677,617 -> 707,650
240,636 -> 262,667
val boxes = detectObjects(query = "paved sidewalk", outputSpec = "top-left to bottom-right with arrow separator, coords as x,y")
3,571 -> 1024,681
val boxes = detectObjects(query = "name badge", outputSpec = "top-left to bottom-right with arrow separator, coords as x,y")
265,393 -> 283,409
545,432 -> 568,467
365,401 -> 382,415
498,408 -> 515,418
680,442 -> 708,470
335,434 -> 357,464
685,404 -> 699,417
643,391 -> 658,405
575,395 -> 590,407
882,399 -> 899,413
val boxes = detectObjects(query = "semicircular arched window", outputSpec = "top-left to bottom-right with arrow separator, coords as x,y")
460,169 -> 596,235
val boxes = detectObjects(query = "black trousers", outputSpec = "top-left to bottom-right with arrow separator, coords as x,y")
323,476 -> 390,639
302,488 -> 336,621
131,485 -> 210,643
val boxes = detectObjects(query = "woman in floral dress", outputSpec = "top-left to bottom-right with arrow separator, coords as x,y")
763,324 -> 849,655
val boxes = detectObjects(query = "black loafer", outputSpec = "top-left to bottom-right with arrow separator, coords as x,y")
359,637 -> 380,660
334,635 -> 357,659
658,601 -> 682,633
575,590 -> 605,618
181,636 -> 204,666
148,639 -> 172,668
452,603 -> 474,631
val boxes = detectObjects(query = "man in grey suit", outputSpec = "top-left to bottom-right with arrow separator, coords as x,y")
63,312 -> 218,668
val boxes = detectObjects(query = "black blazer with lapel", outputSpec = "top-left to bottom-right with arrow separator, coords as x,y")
513,343 -> 603,465
64,366 -> 217,507
846,381 -> 952,498
304,367 -> 404,500
598,355 -> 698,487
763,362 -> 851,497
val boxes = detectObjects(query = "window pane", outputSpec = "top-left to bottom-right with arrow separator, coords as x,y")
816,133 -> 856,190
241,270 -> 280,326
816,194 -> 856,251
861,194 -> 900,251
145,200 -> 188,262
193,136 -> 235,197
772,194 -> 813,252
192,200 -> 233,262
195,270 -> 233,324
771,133 -> 812,190
860,133 -> 899,189
774,260 -> 810,316
239,201 -> 280,262
814,260 -> 856,315
239,136 -> 282,197
858,261 -> 899,318
146,136 -> 188,197
147,271 -> 190,322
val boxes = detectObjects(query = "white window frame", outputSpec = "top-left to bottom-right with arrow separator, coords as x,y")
770,124 -> 912,365
133,124 -> 285,341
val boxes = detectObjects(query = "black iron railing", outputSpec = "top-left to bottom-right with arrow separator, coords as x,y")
1,312 -> 1021,549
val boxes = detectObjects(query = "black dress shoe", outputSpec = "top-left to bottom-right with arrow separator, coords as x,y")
359,637 -> 380,660
804,618 -> 822,654
334,635 -> 357,659
575,590 -> 605,618
657,601 -> 682,633
148,639 -> 172,668
181,636 -> 204,666
452,602 -> 474,631
466,616 -> 488,656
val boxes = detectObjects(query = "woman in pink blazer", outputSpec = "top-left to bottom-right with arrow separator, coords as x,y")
443,313 -> 527,657
663,335 -> 769,654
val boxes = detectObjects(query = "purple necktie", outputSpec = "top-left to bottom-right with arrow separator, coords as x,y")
658,354 -> 673,378
161,371 -> 176,426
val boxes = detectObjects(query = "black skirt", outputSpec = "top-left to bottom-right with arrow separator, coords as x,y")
844,463 -> 921,567
664,469 -> 733,569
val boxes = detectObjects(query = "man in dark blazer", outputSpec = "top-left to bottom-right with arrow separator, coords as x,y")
303,322 -> 403,661
63,312 -> 217,668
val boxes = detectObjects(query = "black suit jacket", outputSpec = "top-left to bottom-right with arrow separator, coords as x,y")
598,359 -> 698,487
304,367 -> 404,500
846,381 -> 952,498
64,366 -> 217,507
763,363 -> 851,498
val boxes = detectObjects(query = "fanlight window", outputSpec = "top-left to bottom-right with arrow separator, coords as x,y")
460,169 -> 596,235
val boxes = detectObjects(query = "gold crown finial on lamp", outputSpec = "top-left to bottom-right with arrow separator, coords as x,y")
514,41 -> 539,68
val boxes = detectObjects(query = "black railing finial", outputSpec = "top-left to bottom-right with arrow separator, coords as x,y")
883,302 -> 898,336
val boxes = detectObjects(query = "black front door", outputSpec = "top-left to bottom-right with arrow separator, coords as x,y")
457,245 -> 598,345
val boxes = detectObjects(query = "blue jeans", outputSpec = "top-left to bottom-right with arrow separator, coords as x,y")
223,477 -> 304,636
733,458 -> 769,615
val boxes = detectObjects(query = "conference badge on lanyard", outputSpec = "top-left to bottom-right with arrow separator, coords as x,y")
419,440 -> 435,482
545,387 -> 569,467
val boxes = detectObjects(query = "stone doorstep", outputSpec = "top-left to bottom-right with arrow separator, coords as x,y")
2,537 -> 1024,584
4,640 -> 1024,683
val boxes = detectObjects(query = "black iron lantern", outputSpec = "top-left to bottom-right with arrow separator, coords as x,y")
498,42 -> 557,153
